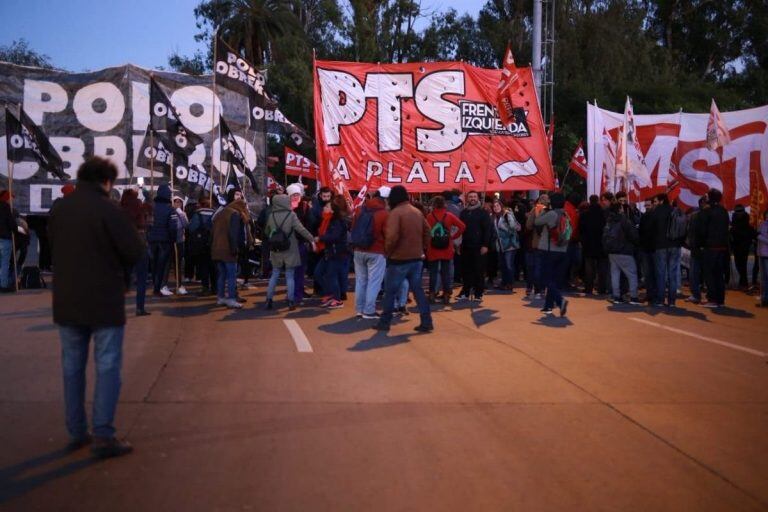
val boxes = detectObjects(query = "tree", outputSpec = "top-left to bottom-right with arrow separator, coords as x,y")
0,39 -> 54,69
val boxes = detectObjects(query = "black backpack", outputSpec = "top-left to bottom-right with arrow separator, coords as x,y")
268,212 -> 293,253
20,266 -> 46,289
188,214 -> 212,255
350,206 -> 375,249
430,213 -> 450,249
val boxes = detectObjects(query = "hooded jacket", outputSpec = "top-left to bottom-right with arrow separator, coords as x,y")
352,197 -> 388,254
265,195 -> 315,268
460,203 -> 492,248
147,184 -> 178,244
426,207 -> 465,261
211,201 -> 246,262
603,210 -> 639,255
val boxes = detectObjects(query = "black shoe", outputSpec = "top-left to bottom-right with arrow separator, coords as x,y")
288,301 -> 296,311
90,437 -> 133,459
628,297 -> 641,305
472,294 -> 483,302
541,308 -> 554,315
66,434 -> 92,452
414,324 -> 434,332
266,299 -> 273,310
560,299 -> 569,317
136,309 -> 151,317
372,322 -> 390,332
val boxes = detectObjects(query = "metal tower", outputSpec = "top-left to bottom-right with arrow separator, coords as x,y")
541,0 -> 556,141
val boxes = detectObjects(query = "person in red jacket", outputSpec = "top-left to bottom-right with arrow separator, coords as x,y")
426,195 -> 466,304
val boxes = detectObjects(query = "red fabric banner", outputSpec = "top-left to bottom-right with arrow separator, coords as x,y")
284,146 -> 319,179
313,60 -> 554,193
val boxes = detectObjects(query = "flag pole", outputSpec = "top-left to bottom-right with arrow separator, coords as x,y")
170,153 -> 181,291
211,28 -> 222,193
8,159 -> 19,292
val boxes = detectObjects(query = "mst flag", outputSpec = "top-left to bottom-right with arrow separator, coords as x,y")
706,99 -> 731,151
219,116 -> 258,190
568,139 -> 588,178
496,44 -> 521,126
135,125 -> 173,174
149,78 -> 203,155
5,107 -> 66,180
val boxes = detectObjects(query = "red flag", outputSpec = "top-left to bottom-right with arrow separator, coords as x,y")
546,116 -> 555,151
496,44 -> 520,125
568,139 -> 588,178
706,98 -> 731,151
266,172 -> 279,191
284,146 -> 319,179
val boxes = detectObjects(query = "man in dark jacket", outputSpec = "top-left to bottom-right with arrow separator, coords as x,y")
697,188 -> 731,307
649,193 -> 683,306
730,204 -> 755,289
458,190 -> 493,301
604,203 -> 641,304
48,157 -> 145,459
147,184 -> 178,297
638,198 -> 657,303
0,190 -> 16,292
684,197 -> 708,303
579,195 -> 607,295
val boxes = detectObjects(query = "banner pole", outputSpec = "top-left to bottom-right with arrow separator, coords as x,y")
482,133 -> 494,201
170,153 -> 181,291
211,28 -> 222,191
8,160 -> 19,292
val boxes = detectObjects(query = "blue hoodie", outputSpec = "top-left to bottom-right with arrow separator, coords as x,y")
147,184 -> 179,243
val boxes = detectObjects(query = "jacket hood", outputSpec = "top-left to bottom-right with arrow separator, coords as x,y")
271,194 -> 292,211
155,184 -> 172,202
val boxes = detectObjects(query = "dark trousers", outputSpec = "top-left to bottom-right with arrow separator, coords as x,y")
324,256 -> 348,301
543,251 -> 568,309
583,256 -> 608,294
293,242 -> 308,302
733,247 -> 749,288
428,259 -> 452,295
194,251 -> 216,290
134,249 -> 149,311
703,249 -> 728,305
639,250 -> 657,302
149,242 -> 172,293
460,246 -> 486,295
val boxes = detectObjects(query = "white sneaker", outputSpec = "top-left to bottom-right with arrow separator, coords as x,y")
216,298 -> 227,306
160,286 -> 174,296
176,286 -> 188,296
225,299 -> 243,309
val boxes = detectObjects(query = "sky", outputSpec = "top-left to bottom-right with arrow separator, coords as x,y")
0,0 -> 487,72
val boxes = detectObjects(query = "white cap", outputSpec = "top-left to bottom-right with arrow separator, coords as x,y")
377,186 -> 391,198
286,183 -> 304,197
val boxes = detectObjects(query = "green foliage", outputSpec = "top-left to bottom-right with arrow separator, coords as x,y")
0,39 -> 54,69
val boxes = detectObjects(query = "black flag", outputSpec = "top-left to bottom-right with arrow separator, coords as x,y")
149,78 -> 203,156
135,125 -> 173,174
5,107 -> 66,180
219,115 -> 257,190
214,35 -> 267,99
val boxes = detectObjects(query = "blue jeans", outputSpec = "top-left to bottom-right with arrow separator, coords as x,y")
380,261 -> 432,328
267,264 -> 295,301
150,242 -> 171,293
354,251 -> 386,315
689,252 -> 703,301
216,261 -> 237,300
134,248 -> 150,311
525,249 -> 543,292
429,259 -> 453,294
543,251 -> 568,309
396,279 -> 409,307
654,247 -> 681,305
59,325 -> 124,439
324,256 -> 348,301
498,250 -> 517,286
0,238 -> 11,289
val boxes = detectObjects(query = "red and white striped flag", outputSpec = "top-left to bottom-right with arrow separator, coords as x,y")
706,99 -> 731,151
496,44 -> 520,125
568,139 -> 588,178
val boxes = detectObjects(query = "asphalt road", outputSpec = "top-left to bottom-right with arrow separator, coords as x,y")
1,282 -> 767,511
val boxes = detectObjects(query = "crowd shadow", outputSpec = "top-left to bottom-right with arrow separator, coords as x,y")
471,308 -> 500,328
710,306 -> 755,318
531,314 -> 574,328
319,316 -> 375,335
0,448 -> 99,504
347,332 -> 412,352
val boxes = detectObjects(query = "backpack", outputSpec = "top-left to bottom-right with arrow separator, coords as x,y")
268,212 -> 293,253
350,206 -> 375,249
666,207 -> 687,242
548,210 -> 572,247
602,219 -> 626,254
188,213 -> 212,255
20,266 -> 46,289
430,213 -> 450,249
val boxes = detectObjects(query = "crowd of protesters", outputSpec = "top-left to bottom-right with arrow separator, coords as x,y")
3,156 -> 768,460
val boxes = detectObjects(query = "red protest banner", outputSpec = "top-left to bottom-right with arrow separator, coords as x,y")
313,59 -> 554,193
284,146 -> 319,180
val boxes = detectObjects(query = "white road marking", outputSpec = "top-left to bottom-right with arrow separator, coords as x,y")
283,319 -> 313,353
628,317 -> 767,358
